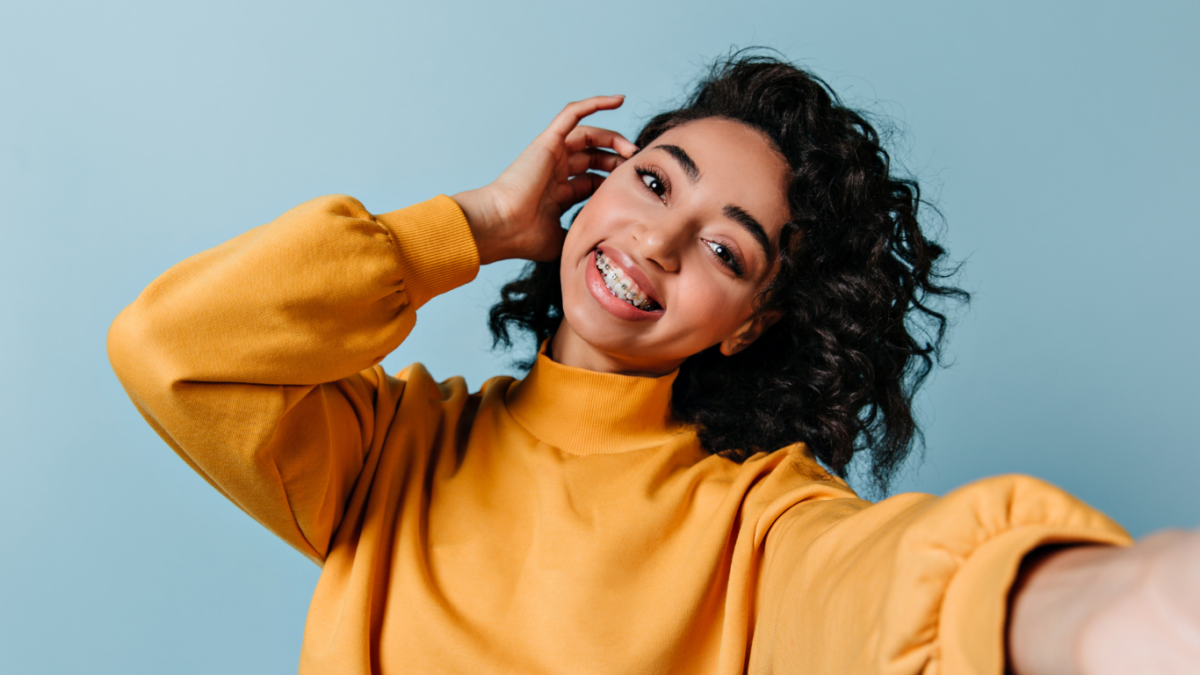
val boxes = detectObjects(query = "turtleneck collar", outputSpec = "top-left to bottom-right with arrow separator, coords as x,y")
505,343 -> 688,455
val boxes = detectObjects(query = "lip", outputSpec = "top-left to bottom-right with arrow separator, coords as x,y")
586,249 -> 665,322
595,245 -> 663,307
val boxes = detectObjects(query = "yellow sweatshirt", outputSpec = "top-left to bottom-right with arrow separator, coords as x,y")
108,194 -> 1131,675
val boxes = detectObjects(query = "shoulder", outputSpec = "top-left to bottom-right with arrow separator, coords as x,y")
744,442 -> 859,501
372,362 -> 519,430
387,362 -> 516,399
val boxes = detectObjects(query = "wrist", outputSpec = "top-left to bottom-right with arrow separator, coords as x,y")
1008,545 -> 1132,675
451,187 -> 509,265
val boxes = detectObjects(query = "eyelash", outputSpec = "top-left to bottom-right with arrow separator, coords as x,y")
705,240 -> 745,277
633,164 -> 746,277
634,165 -> 668,199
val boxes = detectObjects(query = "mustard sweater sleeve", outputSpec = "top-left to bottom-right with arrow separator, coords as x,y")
751,474 -> 1132,675
107,195 -> 479,563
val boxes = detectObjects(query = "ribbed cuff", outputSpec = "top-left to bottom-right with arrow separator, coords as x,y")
374,195 -> 481,310
939,525 -> 1132,675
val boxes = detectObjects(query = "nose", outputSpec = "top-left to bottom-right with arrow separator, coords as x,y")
633,215 -> 689,273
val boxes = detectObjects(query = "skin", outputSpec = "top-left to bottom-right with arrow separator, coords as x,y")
1010,532 -> 1200,675
455,99 -> 786,377
452,96 -> 1200,674
553,116 -> 788,376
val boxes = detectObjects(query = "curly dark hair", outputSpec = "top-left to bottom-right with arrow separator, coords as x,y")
488,51 -> 968,494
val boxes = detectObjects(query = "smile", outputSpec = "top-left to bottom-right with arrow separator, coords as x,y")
595,250 -> 661,311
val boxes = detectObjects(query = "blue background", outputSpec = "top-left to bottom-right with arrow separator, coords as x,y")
2,0 -> 1197,672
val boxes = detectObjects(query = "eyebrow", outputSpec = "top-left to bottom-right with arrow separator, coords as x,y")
723,205 -> 773,260
654,144 -> 700,182
651,143 -> 775,262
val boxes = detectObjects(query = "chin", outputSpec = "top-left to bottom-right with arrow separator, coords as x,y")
560,295 -> 640,354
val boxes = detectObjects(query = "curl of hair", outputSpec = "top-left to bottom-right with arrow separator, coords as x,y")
488,51 -> 968,494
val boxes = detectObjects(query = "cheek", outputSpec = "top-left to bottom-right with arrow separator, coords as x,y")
672,273 -> 755,336
562,190 -> 615,256
560,221 -> 586,264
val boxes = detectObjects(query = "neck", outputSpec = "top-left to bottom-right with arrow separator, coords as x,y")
505,339 -> 685,455
550,321 -> 685,378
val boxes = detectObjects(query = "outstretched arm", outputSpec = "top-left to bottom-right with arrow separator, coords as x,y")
752,475 -> 1132,674
1009,530 -> 1200,675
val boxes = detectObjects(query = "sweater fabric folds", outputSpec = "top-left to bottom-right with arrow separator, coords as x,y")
107,194 -> 1131,674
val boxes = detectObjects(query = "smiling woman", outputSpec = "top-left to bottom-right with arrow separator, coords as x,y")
107,52 -> 1200,674
484,58 -> 964,491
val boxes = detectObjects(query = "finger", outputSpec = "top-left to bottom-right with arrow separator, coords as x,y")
555,173 -> 605,207
563,148 -> 625,178
565,125 -> 639,158
544,96 -> 626,141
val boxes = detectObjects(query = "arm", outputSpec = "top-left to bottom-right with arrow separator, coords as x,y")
107,195 -> 480,562
750,475 -> 1132,674
109,97 -> 637,563
1009,530 -> 1200,675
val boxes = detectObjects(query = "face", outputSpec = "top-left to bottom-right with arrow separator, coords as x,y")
554,117 -> 792,376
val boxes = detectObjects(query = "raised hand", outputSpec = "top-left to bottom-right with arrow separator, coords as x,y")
452,96 -> 639,265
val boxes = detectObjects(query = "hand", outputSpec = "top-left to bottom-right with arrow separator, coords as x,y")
452,96 -> 639,265
1009,530 -> 1200,675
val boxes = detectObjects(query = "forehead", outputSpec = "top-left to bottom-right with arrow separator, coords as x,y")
648,118 -> 791,237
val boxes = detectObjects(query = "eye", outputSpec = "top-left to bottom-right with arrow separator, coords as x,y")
635,166 -> 668,199
640,172 -> 663,194
705,240 -> 745,277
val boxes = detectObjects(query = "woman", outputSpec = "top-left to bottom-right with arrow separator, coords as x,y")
108,55 -> 1199,674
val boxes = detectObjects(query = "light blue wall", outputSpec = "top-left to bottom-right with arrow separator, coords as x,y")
1,0 -> 1197,672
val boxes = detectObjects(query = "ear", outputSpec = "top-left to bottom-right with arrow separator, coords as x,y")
719,310 -> 782,356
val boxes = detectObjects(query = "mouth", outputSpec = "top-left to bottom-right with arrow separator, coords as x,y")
595,249 -> 662,312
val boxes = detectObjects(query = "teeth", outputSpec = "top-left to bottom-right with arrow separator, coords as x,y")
595,251 -> 657,311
